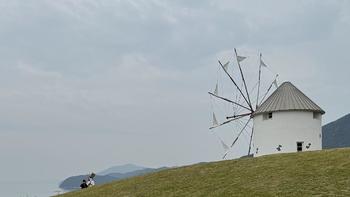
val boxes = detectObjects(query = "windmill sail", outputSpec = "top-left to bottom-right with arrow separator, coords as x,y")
237,55 -> 246,63
273,78 -> 278,88
223,61 -> 230,71
220,138 -> 230,151
214,134 -> 230,159
214,83 -> 218,95
260,59 -> 268,67
212,112 -> 219,127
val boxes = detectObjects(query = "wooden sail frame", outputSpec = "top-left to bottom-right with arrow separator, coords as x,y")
209,48 -> 278,159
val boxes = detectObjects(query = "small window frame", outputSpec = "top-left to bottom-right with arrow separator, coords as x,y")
263,112 -> 273,120
313,112 -> 321,120
268,112 -> 273,119
297,142 -> 303,152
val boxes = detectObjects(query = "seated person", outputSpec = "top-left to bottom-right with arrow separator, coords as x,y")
80,179 -> 88,189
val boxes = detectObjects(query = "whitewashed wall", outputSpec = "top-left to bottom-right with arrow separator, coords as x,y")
253,111 -> 322,157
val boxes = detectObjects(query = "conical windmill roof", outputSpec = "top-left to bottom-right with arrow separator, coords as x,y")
253,81 -> 325,116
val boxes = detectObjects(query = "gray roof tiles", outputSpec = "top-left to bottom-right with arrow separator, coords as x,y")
253,81 -> 325,116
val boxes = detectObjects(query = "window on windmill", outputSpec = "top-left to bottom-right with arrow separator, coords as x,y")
313,112 -> 321,119
297,142 -> 303,152
263,112 -> 273,120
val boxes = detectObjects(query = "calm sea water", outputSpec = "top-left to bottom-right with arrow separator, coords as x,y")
0,180 -> 66,197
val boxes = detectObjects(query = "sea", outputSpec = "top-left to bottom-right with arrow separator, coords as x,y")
0,180 -> 67,197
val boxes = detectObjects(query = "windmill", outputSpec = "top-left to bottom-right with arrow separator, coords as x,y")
209,48 -> 278,159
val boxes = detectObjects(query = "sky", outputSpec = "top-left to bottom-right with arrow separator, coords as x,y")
0,0 -> 350,184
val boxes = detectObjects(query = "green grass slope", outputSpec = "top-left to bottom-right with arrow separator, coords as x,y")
60,148 -> 350,197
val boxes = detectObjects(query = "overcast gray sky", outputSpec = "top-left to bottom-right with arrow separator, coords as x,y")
0,0 -> 350,183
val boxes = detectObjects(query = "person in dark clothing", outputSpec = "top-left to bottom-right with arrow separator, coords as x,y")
80,179 -> 88,189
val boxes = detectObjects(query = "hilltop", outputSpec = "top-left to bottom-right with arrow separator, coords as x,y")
98,164 -> 146,175
60,148 -> 350,197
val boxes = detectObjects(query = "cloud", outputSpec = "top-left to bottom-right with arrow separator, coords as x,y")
17,61 -> 62,78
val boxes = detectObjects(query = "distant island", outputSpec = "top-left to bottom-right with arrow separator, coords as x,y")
322,113 -> 350,149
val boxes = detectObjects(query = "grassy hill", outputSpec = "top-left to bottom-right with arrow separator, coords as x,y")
60,148 -> 350,197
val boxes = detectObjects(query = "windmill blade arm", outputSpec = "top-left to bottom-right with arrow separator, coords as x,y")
222,151 -> 229,159
218,60 -> 253,112
259,75 -> 278,106
209,115 -> 247,130
247,126 -> 254,155
208,92 -> 251,111
234,48 -> 253,111
230,118 -> 251,147
226,112 -> 252,119
256,53 -> 262,109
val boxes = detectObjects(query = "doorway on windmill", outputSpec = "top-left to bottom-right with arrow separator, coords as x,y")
296,142 -> 303,152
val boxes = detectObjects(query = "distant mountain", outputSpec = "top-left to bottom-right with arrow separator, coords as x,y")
59,166 -> 167,191
99,164 -> 146,175
323,113 -> 350,149
108,167 -> 167,179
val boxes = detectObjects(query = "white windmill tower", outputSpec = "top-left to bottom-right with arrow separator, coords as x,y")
252,81 -> 325,157
209,49 -> 324,159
